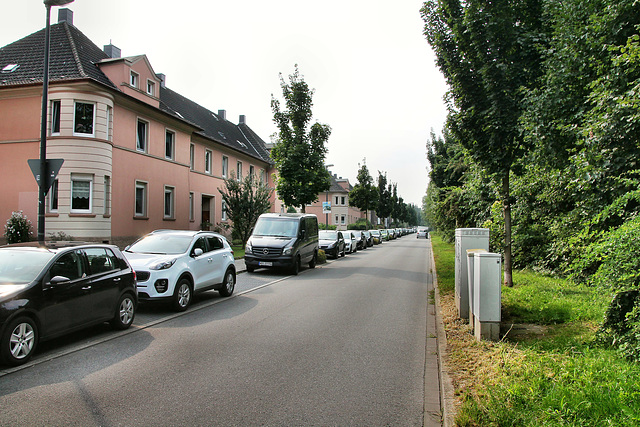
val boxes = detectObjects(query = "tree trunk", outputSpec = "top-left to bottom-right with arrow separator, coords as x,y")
502,174 -> 513,287
300,205 -> 306,213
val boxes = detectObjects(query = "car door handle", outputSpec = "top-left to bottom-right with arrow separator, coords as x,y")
207,258 -> 213,262
113,277 -> 121,282
82,286 -> 92,290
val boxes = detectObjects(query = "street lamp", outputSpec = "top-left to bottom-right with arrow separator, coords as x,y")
38,0 -> 74,243
324,164 -> 334,227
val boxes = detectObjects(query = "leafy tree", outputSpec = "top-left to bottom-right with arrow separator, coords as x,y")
271,65 -> 331,212
349,159 -> 379,223
422,0 -> 546,286
218,173 -> 273,248
376,171 -> 392,225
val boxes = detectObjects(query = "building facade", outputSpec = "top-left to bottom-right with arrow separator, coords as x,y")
0,9 -> 275,246
305,173 -> 364,230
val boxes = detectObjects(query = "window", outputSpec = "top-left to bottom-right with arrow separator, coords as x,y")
189,144 -> 195,170
164,186 -> 175,219
341,215 -> 346,225
341,196 -> 346,205
222,156 -> 228,178
86,247 -> 117,275
130,71 -> 139,88
189,192 -> 194,221
221,200 -> 227,221
249,165 -> 255,178
165,129 -> 175,160
49,179 -> 59,212
206,236 -> 224,251
146,79 -> 155,96
335,196 -> 339,205
49,251 -> 83,281
71,175 -> 92,213
74,102 -> 94,136
104,176 -> 111,215
236,161 -> 242,181
135,181 -> 147,217
107,106 -> 113,141
51,100 -> 61,135
260,169 -> 265,183
335,214 -> 339,225
137,119 -> 148,152
205,150 -> 212,174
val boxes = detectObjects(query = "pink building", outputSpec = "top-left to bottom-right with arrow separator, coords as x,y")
305,173 -> 364,230
0,9 -> 275,246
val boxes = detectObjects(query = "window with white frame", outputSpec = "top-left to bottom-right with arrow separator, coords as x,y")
51,100 -> 61,135
135,181 -> 147,217
341,196 -> 346,205
74,101 -> 95,136
137,119 -> 148,152
164,186 -> 175,219
341,215 -> 346,225
221,200 -> 227,221
236,161 -> 242,181
189,192 -> 194,221
260,169 -> 265,183
49,179 -> 59,212
335,196 -> 339,205
205,150 -> 212,174
130,71 -> 139,88
71,174 -> 93,213
107,106 -> 113,141
146,79 -> 155,96
335,214 -> 339,225
249,165 -> 255,178
104,176 -> 111,215
165,129 -> 175,160
222,156 -> 228,178
190,144 -> 195,170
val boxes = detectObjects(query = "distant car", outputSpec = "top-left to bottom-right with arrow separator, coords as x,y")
387,229 -> 396,240
318,230 -> 345,259
342,231 -> 357,254
370,230 -> 382,244
349,230 -> 366,250
363,231 -> 374,247
0,243 -> 137,366
379,229 -> 389,241
417,228 -> 429,239
124,230 -> 236,312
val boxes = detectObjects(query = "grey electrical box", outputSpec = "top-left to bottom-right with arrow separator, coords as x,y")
467,249 -> 488,328
455,228 -> 489,320
473,252 -> 502,341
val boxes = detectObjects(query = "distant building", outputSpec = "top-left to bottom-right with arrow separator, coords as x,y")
0,9 -> 274,246
305,172 -> 364,230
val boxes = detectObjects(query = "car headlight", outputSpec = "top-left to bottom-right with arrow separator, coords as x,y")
150,259 -> 177,270
283,246 -> 293,255
245,242 -> 252,254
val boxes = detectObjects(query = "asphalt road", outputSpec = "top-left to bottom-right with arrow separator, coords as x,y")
0,237 -> 439,426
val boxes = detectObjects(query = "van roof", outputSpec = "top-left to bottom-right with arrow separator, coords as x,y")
259,213 -> 318,219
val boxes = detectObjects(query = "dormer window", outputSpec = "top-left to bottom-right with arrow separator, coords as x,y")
2,64 -> 19,73
146,80 -> 155,96
130,71 -> 139,88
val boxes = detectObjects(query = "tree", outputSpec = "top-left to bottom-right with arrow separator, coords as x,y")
349,159 -> 379,223
422,0 -> 545,286
270,65 -> 331,212
218,173 -> 273,248
376,172 -> 392,225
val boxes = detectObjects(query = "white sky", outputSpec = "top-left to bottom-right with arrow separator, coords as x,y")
3,0 -> 448,207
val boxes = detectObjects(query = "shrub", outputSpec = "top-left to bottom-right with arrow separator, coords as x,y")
317,249 -> 327,264
48,231 -> 73,241
4,211 -> 33,244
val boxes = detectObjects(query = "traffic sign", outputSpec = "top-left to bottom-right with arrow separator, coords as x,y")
28,158 -> 64,194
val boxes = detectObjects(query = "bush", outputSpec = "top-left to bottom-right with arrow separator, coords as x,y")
48,231 -> 73,241
317,249 -> 327,264
4,211 -> 33,244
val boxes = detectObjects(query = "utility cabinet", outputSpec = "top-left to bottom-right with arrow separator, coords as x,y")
466,249 -> 488,328
472,252 -> 502,341
455,228 -> 489,320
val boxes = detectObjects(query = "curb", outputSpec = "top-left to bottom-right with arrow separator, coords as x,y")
430,240 -> 456,427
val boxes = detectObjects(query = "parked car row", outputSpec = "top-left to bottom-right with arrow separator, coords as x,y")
0,229 -> 237,366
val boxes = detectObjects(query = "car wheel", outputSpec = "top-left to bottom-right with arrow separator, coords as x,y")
1,316 -> 38,366
172,278 -> 192,312
341,247 -> 346,257
110,293 -> 136,330
219,268 -> 236,297
309,252 -> 317,269
292,256 -> 301,275
246,264 -> 255,273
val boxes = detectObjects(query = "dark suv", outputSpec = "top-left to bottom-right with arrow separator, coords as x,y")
0,243 -> 137,366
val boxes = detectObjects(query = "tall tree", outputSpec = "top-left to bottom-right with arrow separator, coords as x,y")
422,0 -> 545,286
270,65 -> 331,212
218,173 -> 273,248
376,171 -> 392,225
349,159 -> 379,223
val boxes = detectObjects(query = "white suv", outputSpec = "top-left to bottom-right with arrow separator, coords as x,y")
124,230 -> 236,311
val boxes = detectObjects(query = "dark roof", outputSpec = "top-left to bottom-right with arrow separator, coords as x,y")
0,21 -> 115,89
329,174 -> 351,193
160,86 -> 273,164
0,20 -> 271,165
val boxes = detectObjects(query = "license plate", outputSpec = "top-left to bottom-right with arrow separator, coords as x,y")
259,261 -> 273,267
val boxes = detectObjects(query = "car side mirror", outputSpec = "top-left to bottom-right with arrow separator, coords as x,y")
48,275 -> 70,286
192,248 -> 204,257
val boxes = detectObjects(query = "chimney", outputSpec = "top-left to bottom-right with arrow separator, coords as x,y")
218,109 -> 226,120
239,115 -> 246,125
103,43 -> 121,59
58,8 -> 73,25
157,73 -> 166,88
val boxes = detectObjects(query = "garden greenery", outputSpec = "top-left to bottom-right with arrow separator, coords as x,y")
4,211 -> 32,244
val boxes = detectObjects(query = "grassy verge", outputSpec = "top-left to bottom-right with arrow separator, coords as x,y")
231,245 -> 245,259
431,233 -> 640,426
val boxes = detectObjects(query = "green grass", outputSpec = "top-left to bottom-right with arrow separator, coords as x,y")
431,233 -> 455,293
231,245 -> 245,259
430,232 -> 640,426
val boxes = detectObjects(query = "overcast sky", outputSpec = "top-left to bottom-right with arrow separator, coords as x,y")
3,0 -> 448,207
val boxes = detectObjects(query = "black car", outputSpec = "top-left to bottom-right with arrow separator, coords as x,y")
318,230 -> 346,259
0,243 -> 137,366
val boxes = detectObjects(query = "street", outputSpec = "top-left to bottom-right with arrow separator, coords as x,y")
0,237 -> 439,426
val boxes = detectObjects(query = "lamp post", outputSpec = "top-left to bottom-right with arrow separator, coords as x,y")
324,164 -> 334,227
38,0 -> 74,243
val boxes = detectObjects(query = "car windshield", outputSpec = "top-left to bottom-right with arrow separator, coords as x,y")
0,249 -> 54,284
253,218 -> 298,237
319,231 -> 337,240
127,234 -> 194,255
